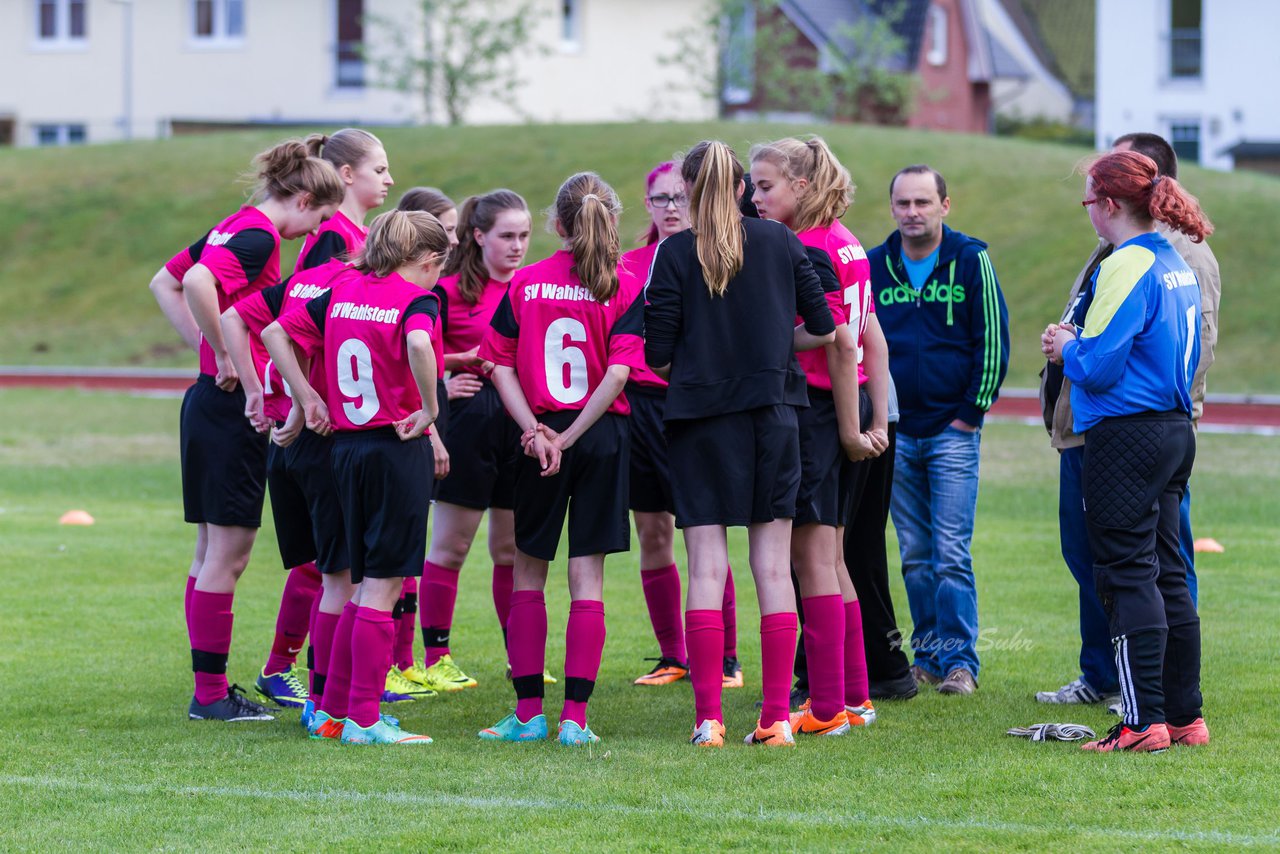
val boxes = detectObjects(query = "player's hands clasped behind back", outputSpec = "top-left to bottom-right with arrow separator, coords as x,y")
520,423 -> 563,477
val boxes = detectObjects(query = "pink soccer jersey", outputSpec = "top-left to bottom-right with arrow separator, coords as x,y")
619,242 -> 668,389
478,251 -> 644,416
278,270 -> 440,432
435,273 -> 509,377
796,221 -> 873,388
295,210 -> 367,272
234,259 -> 350,422
165,206 -> 282,378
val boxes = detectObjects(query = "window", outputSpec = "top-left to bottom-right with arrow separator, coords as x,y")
561,0 -> 581,51
193,0 -> 244,42
35,123 -> 87,146
335,0 -> 364,88
720,1 -> 755,105
1170,121 -> 1201,164
926,4 -> 948,66
1169,0 -> 1201,78
35,0 -> 87,44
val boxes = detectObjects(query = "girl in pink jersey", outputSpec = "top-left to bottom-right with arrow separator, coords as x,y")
263,210 -> 448,746
621,162 -> 744,689
386,187 -> 459,687
149,136 -> 343,722
751,136 -> 892,735
418,190 -> 534,694
476,172 -> 644,746
296,129 -> 394,271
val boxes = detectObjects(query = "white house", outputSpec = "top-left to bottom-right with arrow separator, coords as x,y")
0,0 -> 717,147
1095,0 -> 1280,171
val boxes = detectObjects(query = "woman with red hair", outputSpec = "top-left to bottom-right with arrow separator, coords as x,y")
1046,150 -> 1212,753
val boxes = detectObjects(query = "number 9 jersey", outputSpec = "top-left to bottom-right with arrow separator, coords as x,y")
479,250 -> 645,415
278,268 -> 441,431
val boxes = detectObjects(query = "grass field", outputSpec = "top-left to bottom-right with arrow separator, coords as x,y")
3,121 -> 1280,392
2,386 -> 1278,851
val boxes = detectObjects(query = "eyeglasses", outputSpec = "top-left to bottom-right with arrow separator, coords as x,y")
648,193 -> 689,208
1081,197 -> 1102,208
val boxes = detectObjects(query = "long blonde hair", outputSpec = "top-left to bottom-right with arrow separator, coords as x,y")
552,172 -> 622,302
681,140 -> 744,297
748,136 -> 854,232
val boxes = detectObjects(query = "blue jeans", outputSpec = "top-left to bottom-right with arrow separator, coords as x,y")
1059,446 -> 1197,696
891,426 -> 982,679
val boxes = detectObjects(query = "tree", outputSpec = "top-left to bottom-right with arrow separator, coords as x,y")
663,0 -> 914,124
368,0 -> 545,126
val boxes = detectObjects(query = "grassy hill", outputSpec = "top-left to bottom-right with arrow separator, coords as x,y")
3,121 -> 1278,391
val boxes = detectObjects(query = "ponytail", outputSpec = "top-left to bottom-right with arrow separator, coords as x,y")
553,172 -> 621,303
352,210 -> 449,277
250,134 -> 345,207
749,136 -> 853,232
682,140 -> 744,297
1086,151 -> 1214,242
441,189 -> 529,304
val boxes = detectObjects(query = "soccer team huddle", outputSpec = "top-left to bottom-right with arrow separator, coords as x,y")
150,127 -> 923,748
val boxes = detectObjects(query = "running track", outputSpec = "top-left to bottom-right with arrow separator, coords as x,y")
4,366 -> 1279,434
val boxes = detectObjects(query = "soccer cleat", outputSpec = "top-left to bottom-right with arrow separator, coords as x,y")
1035,678 -> 1118,706
722,656 -> 744,689
744,719 -> 795,747
690,719 -> 726,747
1081,722 -> 1171,753
340,718 -> 432,745
188,684 -> 276,722
386,666 -> 437,700
308,710 -> 343,740
1168,718 -> 1210,746
478,712 -> 549,742
845,701 -> 877,727
420,654 -> 478,692
255,664 -> 309,708
789,700 -> 851,736
300,699 -> 316,731
400,661 -> 430,687
558,720 -> 600,746
633,657 -> 689,686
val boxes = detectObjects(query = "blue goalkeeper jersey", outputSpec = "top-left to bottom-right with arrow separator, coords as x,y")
1063,230 -> 1201,433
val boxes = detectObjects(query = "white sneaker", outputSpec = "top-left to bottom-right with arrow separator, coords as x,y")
1035,678 -> 1117,705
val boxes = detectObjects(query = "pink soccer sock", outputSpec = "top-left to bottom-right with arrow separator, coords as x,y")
562,600 -> 606,727
722,567 -> 739,659
421,560 -> 460,667
189,589 -> 235,705
320,601 -> 358,720
394,577 -> 418,670
801,594 -> 846,721
507,590 -> 547,722
759,611 -> 799,728
348,606 -> 395,728
685,609 -> 725,725
184,575 -> 197,645
640,564 -> 686,662
492,563 -> 514,640
265,562 -> 321,675
310,609 -> 341,709
844,599 -> 870,707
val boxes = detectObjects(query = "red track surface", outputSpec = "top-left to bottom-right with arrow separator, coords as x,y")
4,368 -> 1280,430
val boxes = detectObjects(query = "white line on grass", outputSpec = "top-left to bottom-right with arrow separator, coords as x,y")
2,774 -> 1277,846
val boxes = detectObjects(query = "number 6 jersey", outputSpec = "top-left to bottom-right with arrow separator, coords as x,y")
479,250 -> 645,416
278,269 -> 441,431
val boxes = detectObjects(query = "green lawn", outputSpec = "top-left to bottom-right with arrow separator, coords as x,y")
3,121 -> 1279,392
1,387 -> 1277,851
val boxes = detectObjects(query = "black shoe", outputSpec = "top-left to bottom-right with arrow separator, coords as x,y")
868,672 -> 919,700
188,683 -> 278,721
